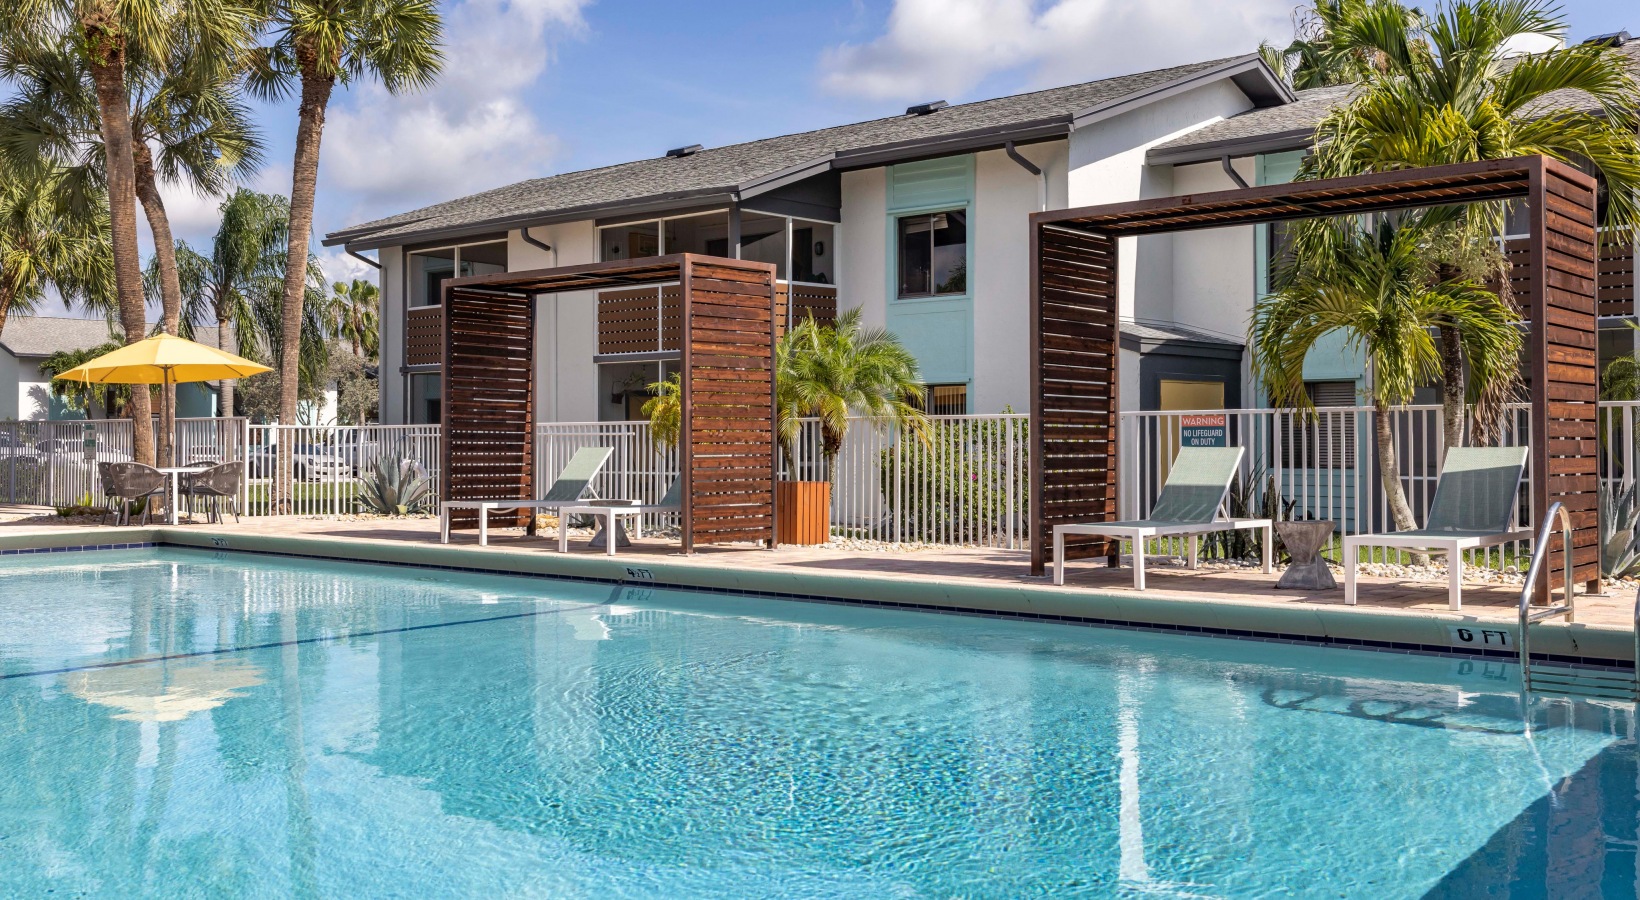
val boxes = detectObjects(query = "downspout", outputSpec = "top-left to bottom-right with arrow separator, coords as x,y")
520,225 -> 559,420
521,226 -> 556,265
1005,141 -> 1047,211
1219,155 -> 1250,190
346,247 -> 381,270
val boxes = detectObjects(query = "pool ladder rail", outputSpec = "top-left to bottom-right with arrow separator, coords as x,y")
1516,502 -> 1640,702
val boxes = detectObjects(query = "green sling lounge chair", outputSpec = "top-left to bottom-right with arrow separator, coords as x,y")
557,477 -> 682,556
1052,446 -> 1273,589
1342,446 -> 1529,611
439,446 -> 613,546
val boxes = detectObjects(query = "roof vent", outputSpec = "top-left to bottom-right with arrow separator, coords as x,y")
905,100 -> 947,116
666,144 -> 703,158
1583,30 -> 1631,47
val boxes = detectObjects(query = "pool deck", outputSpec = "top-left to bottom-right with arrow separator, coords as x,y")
3,508 -> 1634,665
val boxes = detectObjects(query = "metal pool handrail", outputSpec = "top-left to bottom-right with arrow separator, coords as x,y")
1517,502 -> 1575,680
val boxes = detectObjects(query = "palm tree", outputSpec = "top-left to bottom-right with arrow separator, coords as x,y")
1253,215 -> 1521,532
641,373 -> 682,450
39,340 -> 130,417
164,189 -> 290,417
325,278 -> 379,360
1305,0 -> 1640,447
1260,0 -> 1424,89
248,0 -> 441,433
775,309 -> 929,482
0,0 -> 256,466
3,33 -> 262,463
0,156 -> 113,337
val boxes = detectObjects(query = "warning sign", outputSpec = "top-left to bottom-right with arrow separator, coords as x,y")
1180,414 -> 1227,448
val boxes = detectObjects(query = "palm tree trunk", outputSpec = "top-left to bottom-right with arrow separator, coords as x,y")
1437,324 -> 1466,452
216,307 -> 236,417
1374,400 -> 1420,535
83,15 -> 154,467
134,144 -> 181,466
277,53 -> 337,510
0,281 -> 16,339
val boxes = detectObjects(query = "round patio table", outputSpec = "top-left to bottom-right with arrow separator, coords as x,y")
1275,520 -> 1337,590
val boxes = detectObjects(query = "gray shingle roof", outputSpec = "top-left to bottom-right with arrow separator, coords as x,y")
328,55 -> 1279,249
1151,40 -> 1640,162
0,317 -> 220,359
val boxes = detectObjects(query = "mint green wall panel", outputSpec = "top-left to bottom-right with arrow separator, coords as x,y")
888,156 -> 974,212
891,298 -> 972,385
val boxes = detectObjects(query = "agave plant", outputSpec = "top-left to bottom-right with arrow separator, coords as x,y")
1600,480 -> 1640,579
356,456 -> 433,516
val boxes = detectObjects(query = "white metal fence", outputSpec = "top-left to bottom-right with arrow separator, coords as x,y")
5,405 -> 1635,565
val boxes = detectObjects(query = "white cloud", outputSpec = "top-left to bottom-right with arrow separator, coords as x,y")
820,0 -> 1292,101
320,0 -> 592,220
316,246 -> 378,287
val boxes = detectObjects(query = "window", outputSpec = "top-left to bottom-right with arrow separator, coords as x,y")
791,220 -> 835,285
601,222 -> 659,261
1281,380 -> 1357,468
913,383 -> 968,415
409,373 -> 441,425
664,212 -> 730,256
897,210 -> 967,298
407,242 -> 507,307
738,212 -> 787,279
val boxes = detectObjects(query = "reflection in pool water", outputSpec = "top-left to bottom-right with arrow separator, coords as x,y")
0,548 -> 1634,898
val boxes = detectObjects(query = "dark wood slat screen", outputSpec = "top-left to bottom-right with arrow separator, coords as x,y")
1599,235 -> 1636,318
405,305 -> 444,367
1531,160 -> 1601,588
1029,224 -> 1120,574
441,287 -> 534,530
596,286 -> 684,354
1030,156 -> 1601,591
776,284 -> 838,334
683,261 -> 779,552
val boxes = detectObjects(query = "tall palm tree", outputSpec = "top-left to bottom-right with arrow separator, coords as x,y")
248,0 -> 441,433
2,31 -> 261,463
775,309 -> 929,481
1260,0 -> 1424,89
1305,0 -> 1640,447
1,0 -> 254,465
0,156 -> 113,337
163,189 -> 290,417
1253,215 -> 1522,531
325,277 -> 378,360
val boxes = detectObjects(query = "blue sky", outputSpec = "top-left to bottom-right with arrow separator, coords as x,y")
42,0 -> 1640,313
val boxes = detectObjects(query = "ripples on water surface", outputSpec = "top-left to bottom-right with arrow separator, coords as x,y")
0,548 -> 1634,898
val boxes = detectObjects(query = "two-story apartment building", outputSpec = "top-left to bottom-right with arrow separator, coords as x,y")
326,37 -> 1638,427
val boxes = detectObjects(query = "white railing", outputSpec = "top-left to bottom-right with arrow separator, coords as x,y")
1120,403 -> 1548,567
244,423 -> 441,517
534,422 -> 677,533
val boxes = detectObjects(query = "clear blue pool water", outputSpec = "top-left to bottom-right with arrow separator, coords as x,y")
0,548 -> 1634,898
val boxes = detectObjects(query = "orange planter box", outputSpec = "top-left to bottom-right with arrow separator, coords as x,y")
776,480 -> 831,546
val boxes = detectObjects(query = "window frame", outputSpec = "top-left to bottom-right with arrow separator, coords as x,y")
405,238 -> 509,309
893,206 -> 971,302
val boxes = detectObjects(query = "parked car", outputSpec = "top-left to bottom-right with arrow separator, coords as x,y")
248,444 -> 352,482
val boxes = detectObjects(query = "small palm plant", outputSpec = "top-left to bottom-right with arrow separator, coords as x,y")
1252,213 -> 1520,533
776,309 -> 929,482
356,456 -> 432,516
641,372 -> 682,450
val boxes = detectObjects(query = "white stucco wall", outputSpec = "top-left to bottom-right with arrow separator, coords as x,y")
839,167 -> 888,330
973,141 -> 1067,412
1168,159 -> 1256,342
377,246 -> 405,424
1067,79 -> 1255,324
509,221 -> 600,423
0,351 -> 22,420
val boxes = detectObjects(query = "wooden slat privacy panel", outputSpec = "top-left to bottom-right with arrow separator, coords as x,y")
1531,159 -> 1601,588
683,260 -> 778,551
1600,235 -> 1636,318
597,286 -> 683,355
776,284 -> 838,334
1029,225 -> 1120,575
1503,234 -> 1634,318
405,305 -> 444,367
441,287 -> 534,530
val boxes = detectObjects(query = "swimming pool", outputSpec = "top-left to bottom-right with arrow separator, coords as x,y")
0,548 -> 1632,898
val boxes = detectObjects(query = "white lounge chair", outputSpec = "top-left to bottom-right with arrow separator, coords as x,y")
439,446 -> 612,546
1053,446 -> 1273,589
1343,446 -> 1530,611
557,478 -> 682,556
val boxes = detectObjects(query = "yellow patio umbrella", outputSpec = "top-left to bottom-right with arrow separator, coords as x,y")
52,333 -> 271,465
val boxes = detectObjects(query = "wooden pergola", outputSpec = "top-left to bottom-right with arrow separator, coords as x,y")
440,254 -> 779,552
1029,155 -> 1601,590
